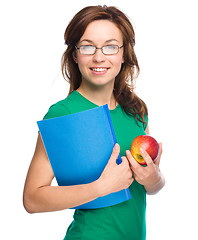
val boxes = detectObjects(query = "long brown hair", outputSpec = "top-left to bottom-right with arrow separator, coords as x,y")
61,5 -> 148,127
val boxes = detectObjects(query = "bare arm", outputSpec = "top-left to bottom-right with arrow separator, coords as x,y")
23,134 -> 133,213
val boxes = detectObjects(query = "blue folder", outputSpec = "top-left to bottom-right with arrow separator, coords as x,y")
37,104 -> 131,209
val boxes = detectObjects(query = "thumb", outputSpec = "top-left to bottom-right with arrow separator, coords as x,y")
108,143 -> 120,165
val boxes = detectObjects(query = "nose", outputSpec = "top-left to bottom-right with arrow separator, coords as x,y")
92,48 -> 106,62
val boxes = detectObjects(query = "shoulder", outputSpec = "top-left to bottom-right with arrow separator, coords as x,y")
43,91 -> 85,120
43,91 -> 78,120
119,105 -> 148,131
43,99 -> 71,120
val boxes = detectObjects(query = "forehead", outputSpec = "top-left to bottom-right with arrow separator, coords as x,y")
80,20 -> 123,44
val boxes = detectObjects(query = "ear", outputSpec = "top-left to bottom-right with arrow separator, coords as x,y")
72,51 -> 78,64
121,56 -> 124,63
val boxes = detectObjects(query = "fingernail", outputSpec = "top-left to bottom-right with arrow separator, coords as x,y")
126,150 -> 130,155
140,148 -> 145,153
114,143 -> 119,150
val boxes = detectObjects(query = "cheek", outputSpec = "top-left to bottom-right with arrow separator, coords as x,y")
76,57 -> 89,73
112,57 -> 124,72
110,53 -> 124,65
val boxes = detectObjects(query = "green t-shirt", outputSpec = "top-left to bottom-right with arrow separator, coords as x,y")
44,91 -> 148,240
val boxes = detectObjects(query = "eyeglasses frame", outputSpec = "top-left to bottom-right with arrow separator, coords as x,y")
75,44 -> 124,55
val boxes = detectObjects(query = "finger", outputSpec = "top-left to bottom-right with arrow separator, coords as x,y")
126,150 -> 140,170
121,156 -> 128,164
121,157 -> 134,179
121,156 -> 133,170
139,148 -> 153,166
108,143 -> 120,165
155,142 -> 163,167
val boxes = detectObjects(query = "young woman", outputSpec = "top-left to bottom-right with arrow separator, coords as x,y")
23,5 -> 165,240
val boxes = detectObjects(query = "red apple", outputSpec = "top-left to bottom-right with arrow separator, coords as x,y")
130,135 -> 159,165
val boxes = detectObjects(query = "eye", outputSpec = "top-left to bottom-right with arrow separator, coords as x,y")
102,45 -> 119,54
80,45 -> 95,50
105,45 -> 117,50
79,45 -> 96,54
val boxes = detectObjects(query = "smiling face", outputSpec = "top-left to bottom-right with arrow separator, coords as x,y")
74,20 -> 124,90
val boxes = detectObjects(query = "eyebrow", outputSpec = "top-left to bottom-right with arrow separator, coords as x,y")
79,39 -> 119,44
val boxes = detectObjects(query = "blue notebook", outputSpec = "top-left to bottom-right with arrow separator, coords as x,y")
37,104 -> 131,209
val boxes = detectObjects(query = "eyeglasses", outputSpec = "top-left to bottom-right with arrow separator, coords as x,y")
75,45 -> 124,55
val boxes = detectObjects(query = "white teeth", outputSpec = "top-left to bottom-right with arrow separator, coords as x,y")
92,68 -> 108,72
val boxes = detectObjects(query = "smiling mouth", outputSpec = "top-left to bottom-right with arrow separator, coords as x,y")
90,67 -> 109,72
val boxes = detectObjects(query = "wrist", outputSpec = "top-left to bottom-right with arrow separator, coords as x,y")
145,173 -> 165,195
94,178 -> 108,198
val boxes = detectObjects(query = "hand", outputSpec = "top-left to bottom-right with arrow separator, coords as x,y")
126,143 -> 163,193
98,143 -> 134,197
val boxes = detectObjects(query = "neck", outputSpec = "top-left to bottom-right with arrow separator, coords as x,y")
76,83 -> 117,110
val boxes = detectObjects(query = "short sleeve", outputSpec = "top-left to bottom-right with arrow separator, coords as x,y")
143,114 -> 148,130
43,102 -> 71,120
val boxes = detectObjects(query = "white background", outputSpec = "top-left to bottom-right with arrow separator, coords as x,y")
1,0 -> 198,239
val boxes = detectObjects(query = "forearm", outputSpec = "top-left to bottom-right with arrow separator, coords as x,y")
24,180 -> 101,213
144,173 -> 165,195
